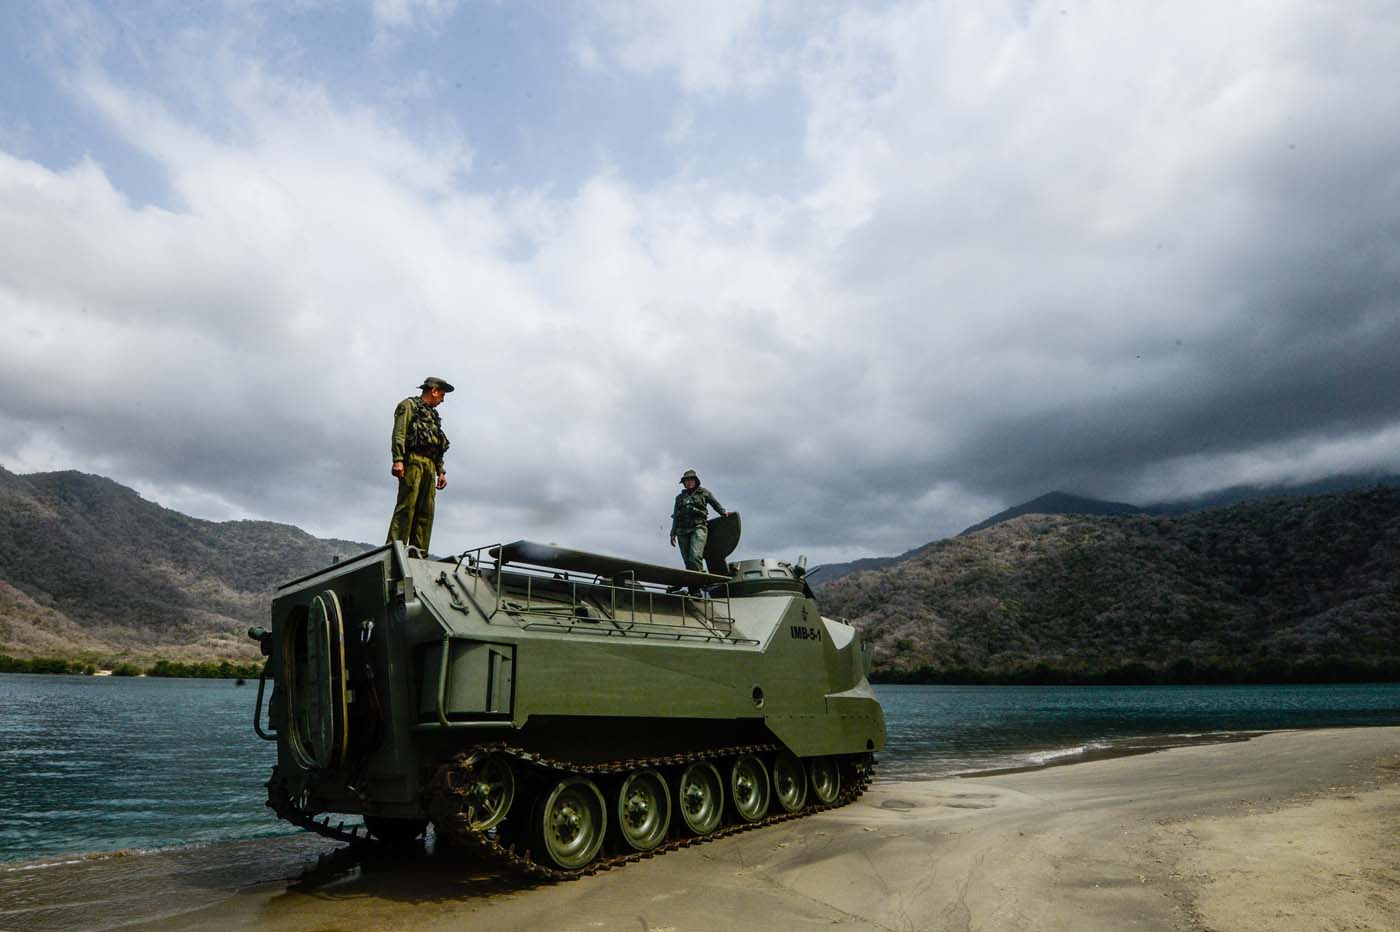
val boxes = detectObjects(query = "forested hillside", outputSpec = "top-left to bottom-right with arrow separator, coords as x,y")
821,489 -> 1400,683
0,468 -> 368,664
6,466 -> 1399,682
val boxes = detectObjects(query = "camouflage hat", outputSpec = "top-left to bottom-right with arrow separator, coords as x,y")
679,469 -> 699,484
419,376 -> 455,393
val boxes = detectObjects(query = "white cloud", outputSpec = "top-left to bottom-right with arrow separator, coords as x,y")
663,109 -> 695,147
1133,425 -> 1400,503
0,52 -> 851,557
371,0 -> 461,30
571,35 -> 601,72
4,0 -> 1400,565
578,0 -> 795,93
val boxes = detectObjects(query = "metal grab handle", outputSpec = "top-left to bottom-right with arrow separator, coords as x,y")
253,659 -> 276,741
422,634 -> 516,731
435,634 -> 452,727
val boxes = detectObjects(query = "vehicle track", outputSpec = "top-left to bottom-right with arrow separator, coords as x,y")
267,743 -> 874,882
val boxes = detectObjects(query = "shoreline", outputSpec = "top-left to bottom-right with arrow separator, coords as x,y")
0,726 -> 1276,870
0,724 -> 1373,869
7,666 -> 1400,684
956,729 -> 1261,778
0,664 -> 261,680
2,726 -> 1396,931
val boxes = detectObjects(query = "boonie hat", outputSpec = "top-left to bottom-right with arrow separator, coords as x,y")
420,376 -> 455,393
679,469 -> 700,484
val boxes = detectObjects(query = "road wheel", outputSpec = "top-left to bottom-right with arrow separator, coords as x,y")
615,769 -> 671,851
771,752 -> 808,812
460,752 -> 515,831
675,762 -> 724,835
533,777 -> 607,869
809,756 -> 841,804
729,755 -> 771,822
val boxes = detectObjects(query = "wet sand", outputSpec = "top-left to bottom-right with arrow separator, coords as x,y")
3,726 -> 1397,932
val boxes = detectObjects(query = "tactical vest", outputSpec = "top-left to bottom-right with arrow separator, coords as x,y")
674,489 -> 711,529
406,399 -> 450,460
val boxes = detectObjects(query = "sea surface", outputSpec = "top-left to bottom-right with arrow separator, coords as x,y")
2,673 -> 1399,864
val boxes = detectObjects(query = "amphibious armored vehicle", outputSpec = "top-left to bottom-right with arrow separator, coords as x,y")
250,518 -> 885,877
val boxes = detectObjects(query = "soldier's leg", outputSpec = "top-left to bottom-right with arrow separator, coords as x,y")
681,526 -> 708,595
408,458 -> 437,553
386,460 -> 425,544
682,526 -> 708,573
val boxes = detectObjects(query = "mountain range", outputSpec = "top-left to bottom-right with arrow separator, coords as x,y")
819,488 -> 1400,682
2,466 -> 1397,682
0,467 -> 367,664
815,475 -> 1400,584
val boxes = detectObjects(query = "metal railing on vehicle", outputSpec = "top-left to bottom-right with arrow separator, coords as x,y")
442,544 -> 757,646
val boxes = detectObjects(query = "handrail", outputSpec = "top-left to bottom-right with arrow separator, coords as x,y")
519,620 -> 759,645
434,633 -> 452,727
253,658 -> 276,740
450,543 -> 738,638
425,633 -> 520,730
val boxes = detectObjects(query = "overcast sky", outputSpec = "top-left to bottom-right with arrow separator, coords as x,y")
3,0 -> 1399,565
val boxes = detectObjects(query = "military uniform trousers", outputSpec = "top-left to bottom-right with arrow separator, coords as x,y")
387,453 -> 439,553
676,525 -> 708,573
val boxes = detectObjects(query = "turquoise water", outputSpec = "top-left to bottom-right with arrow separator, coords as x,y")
1,674 -> 1397,863
877,682 -> 1400,781
0,675 -> 283,865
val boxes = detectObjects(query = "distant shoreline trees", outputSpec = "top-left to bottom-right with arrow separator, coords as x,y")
0,654 -> 264,678
870,655 -> 1400,685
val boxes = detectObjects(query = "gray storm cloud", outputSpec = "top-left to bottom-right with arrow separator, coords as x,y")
2,1 -> 1400,565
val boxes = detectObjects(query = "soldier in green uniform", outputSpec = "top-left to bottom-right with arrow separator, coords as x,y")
387,377 -> 453,553
670,469 -> 728,578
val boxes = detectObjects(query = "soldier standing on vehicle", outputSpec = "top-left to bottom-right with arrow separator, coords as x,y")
670,469 -> 728,575
386,377 -> 453,553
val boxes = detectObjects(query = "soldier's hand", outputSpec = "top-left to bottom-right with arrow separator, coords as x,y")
391,461 -> 405,479
437,472 -> 447,491
669,535 -> 677,547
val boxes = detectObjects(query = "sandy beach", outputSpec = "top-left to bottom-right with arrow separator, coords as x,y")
3,726 -> 1397,932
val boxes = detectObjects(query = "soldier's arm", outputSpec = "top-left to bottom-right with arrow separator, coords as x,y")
707,490 -> 727,516
670,497 -> 682,536
391,401 -> 410,463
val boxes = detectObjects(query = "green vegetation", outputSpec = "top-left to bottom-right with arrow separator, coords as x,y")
0,466 -> 367,663
0,655 -> 96,675
824,489 -> 1400,685
147,659 -> 263,678
872,656 -> 1400,686
0,653 -> 263,678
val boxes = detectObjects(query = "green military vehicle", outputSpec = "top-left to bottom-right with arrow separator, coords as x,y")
250,517 -> 885,878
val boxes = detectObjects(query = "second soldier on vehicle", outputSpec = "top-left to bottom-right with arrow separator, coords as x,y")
669,469 -> 728,579
386,377 -> 453,554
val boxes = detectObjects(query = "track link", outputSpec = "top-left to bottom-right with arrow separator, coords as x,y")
266,770 -> 371,845
426,743 -> 875,882
267,744 -> 874,881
